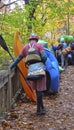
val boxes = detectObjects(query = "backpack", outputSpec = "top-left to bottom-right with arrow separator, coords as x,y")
25,43 -> 41,65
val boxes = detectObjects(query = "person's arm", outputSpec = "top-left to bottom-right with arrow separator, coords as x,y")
10,44 -> 28,69
40,51 -> 47,62
57,44 -> 63,50
62,47 -> 71,55
38,44 -> 47,62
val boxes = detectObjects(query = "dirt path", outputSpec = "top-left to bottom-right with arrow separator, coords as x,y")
0,66 -> 74,130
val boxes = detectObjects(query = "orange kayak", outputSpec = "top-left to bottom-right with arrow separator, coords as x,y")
14,31 -> 36,102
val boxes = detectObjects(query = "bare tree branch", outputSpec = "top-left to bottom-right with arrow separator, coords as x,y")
0,0 -> 22,9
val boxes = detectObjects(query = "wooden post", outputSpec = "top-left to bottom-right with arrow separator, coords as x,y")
0,68 -> 22,117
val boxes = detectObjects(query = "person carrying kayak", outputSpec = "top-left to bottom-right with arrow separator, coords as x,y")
10,33 -> 47,115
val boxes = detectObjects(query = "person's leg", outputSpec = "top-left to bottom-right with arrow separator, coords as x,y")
61,54 -> 64,67
36,91 -> 41,113
36,75 -> 46,115
72,52 -> 74,65
36,91 -> 46,115
67,54 -> 72,65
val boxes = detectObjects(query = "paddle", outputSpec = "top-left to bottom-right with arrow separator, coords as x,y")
0,35 -> 14,61
0,34 -> 33,92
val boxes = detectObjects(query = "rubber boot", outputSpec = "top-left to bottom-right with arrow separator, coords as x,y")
36,91 -> 41,115
40,93 -> 46,114
36,91 -> 46,115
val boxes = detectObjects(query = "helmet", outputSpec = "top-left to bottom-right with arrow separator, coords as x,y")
29,33 -> 38,41
70,41 -> 74,50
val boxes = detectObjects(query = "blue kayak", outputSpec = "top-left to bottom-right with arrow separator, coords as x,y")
45,48 -> 60,93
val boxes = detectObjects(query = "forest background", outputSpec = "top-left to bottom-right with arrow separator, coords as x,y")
0,0 -> 74,68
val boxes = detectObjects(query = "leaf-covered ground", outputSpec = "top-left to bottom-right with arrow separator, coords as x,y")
0,66 -> 74,130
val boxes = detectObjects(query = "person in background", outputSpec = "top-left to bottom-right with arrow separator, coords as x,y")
59,38 -> 67,68
53,38 -> 67,68
10,33 -> 47,115
62,41 -> 74,65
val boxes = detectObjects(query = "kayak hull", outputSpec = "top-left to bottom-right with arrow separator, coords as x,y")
14,31 -> 36,102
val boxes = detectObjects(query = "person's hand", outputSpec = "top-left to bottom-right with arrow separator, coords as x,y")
10,55 -> 23,69
10,62 -> 16,69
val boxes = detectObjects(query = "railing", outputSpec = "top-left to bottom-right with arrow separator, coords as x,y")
0,68 -> 22,117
